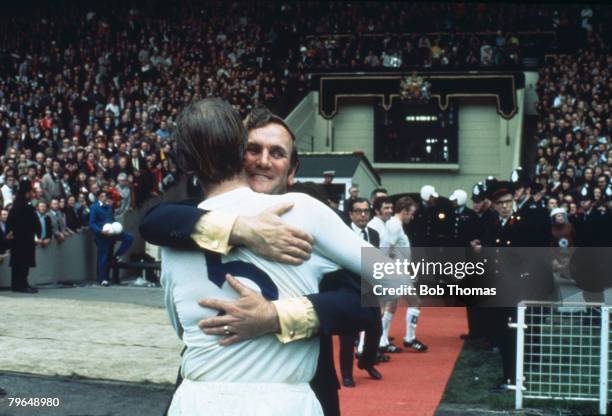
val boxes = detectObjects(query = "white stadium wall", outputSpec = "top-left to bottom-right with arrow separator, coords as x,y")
286,90 -> 525,199
523,71 -> 540,116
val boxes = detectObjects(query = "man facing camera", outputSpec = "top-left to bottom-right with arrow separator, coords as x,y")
339,197 -> 383,387
156,98 -> 400,415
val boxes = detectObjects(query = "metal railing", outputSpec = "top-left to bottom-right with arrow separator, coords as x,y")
515,302 -> 609,415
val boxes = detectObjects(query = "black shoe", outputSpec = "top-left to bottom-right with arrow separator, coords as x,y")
492,379 -> 514,393
12,287 -> 37,293
342,377 -> 355,387
403,338 -> 428,352
379,343 -> 402,353
358,363 -> 382,380
376,353 -> 390,363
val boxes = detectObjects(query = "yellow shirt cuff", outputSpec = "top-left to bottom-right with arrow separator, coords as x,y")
272,297 -> 320,344
190,211 -> 237,255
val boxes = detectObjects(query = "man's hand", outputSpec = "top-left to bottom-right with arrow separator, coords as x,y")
230,202 -> 314,265
198,274 -> 280,346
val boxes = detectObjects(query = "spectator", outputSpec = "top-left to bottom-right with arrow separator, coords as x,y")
48,198 -> 67,243
0,208 -> 9,262
64,195 -> 81,233
41,160 -> 63,202
35,201 -> 52,248
115,173 -> 132,218
1,176 -> 16,207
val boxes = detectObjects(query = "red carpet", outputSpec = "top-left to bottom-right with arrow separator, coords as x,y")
334,307 -> 467,416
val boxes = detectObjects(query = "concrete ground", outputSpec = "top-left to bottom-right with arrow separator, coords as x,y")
0,372 -> 174,416
0,285 -> 182,416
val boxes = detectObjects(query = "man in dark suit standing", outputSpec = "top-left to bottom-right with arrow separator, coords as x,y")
7,180 -> 41,293
339,197 -> 383,387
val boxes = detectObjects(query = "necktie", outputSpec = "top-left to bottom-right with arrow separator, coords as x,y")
362,229 -> 369,242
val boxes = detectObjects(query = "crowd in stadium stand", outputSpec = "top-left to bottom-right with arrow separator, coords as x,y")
533,28 -> 612,222
0,1 -> 608,244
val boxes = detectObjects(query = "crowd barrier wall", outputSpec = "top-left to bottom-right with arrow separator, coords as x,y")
0,178 -> 187,288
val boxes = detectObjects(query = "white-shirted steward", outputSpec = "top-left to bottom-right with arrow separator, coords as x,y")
162,187 -> 375,415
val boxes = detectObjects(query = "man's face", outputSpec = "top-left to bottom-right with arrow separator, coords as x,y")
494,193 -> 513,219
399,206 -> 416,224
0,210 -> 8,222
50,200 -> 59,211
349,201 -> 370,229
98,192 -> 107,204
513,186 -> 525,201
37,203 -> 47,215
349,187 -> 359,198
580,199 -> 592,211
472,200 -> 486,213
377,202 -> 394,221
244,123 -> 295,195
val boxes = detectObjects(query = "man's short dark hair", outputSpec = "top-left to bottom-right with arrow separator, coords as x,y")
373,196 -> 393,213
176,98 -> 246,189
348,197 -> 370,212
245,107 -> 298,172
289,182 -> 329,205
394,196 -> 415,214
370,187 -> 388,199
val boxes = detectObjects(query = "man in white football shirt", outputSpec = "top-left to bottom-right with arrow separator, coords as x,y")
384,196 -> 428,352
366,195 -> 400,351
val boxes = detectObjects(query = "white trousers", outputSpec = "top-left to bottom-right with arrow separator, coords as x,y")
168,379 -> 324,416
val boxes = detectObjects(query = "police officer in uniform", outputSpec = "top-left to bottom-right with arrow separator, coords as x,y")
462,181 -> 498,343
449,189 -> 479,248
512,168 -> 551,247
479,180 -> 529,390
408,185 -> 438,247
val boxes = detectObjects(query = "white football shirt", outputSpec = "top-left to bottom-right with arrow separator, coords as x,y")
161,187 -> 371,383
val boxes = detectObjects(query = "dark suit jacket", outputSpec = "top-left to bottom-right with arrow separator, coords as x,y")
140,201 -> 376,416
7,198 -> 41,268
366,226 -> 380,248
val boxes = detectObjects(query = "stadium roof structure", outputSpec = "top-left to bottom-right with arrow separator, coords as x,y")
294,152 -> 381,185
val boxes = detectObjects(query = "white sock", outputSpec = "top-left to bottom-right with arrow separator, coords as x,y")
379,311 -> 394,347
357,331 -> 365,354
405,307 -> 420,342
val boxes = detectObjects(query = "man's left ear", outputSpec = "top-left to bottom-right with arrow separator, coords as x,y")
287,164 -> 298,187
